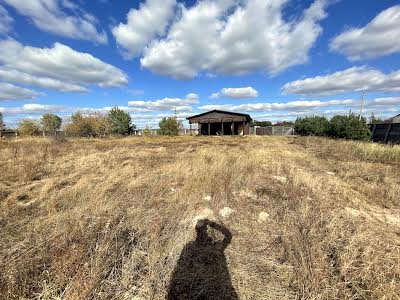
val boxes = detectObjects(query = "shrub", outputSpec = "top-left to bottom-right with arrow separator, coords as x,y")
65,112 -> 110,137
159,117 -> 181,136
294,116 -> 330,136
329,114 -> 371,140
143,126 -> 152,136
41,113 -> 62,135
18,119 -> 40,137
107,107 -> 134,135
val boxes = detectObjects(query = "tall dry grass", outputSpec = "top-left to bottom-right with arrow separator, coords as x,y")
0,136 -> 399,299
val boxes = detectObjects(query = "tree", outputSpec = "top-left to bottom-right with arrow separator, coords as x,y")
41,113 -> 62,135
294,116 -> 330,136
275,121 -> 294,126
159,117 -> 181,136
329,114 -> 371,140
18,119 -> 40,136
66,112 -> 96,137
0,112 -> 5,131
250,120 -> 272,127
107,107 -> 133,135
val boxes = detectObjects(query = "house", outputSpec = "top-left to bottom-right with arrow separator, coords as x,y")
371,113 -> 400,143
187,110 -> 252,135
390,113 -> 400,123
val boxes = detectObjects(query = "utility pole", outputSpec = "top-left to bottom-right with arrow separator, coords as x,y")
359,92 -> 365,119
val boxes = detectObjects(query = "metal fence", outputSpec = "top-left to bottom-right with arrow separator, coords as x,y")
371,123 -> 400,144
249,126 -> 294,136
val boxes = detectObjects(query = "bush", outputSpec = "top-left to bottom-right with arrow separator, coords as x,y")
143,126 -> 152,136
107,107 -> 134,135
18,119 -> 40,137
41,113 -> 62,135
294,116 -> 330,136
329,114 -> 371,140
159,117 -> 181,136
65,112 -> 110,137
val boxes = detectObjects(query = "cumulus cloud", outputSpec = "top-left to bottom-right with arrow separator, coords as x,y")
0,5 -> 13,35
3,0 -> 107,44
0,39 -> 128,92
330,5 -> 400,60
128,93 -> 199,112
140,0 -> 328,79
200,99 -> 354,112
112,0 -> 176,58
282,66 -> 400,96
0,82 -> 41,101
210,87 -> 258,99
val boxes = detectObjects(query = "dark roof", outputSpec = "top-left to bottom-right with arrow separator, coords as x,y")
186,109 -> 252,121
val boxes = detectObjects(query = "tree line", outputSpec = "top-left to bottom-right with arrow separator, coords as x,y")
294,114 -> 372,140
0,108 -> 182,137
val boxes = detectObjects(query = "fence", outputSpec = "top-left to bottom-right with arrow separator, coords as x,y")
371,123 -> 400,144
249,126 -> 294,136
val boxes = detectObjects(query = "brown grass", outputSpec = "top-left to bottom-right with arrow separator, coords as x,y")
0,136 -> 399,299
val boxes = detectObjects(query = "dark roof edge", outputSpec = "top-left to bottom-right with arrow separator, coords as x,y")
186,109 -> 252,120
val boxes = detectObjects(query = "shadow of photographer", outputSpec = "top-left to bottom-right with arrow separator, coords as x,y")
167,219 -> 239,300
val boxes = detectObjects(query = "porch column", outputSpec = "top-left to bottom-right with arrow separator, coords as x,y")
189,123 -> 192,136
221,119 -> 224,135
208,119 -> 210,136
242,121 -> 246,135
231,121 -> 234,135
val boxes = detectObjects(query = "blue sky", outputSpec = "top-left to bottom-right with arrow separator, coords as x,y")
0,0 -> 399,128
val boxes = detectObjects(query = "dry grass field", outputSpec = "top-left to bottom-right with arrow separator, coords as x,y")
0,136 -> 399,300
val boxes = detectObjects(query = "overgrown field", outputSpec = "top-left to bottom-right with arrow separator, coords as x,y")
0,136 -> 399,300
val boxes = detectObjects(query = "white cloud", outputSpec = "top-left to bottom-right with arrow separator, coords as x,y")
282,66 -> 400,96
128,93 -> 199,112
209,92 -> 220,99
371,97 -> 400,106
140,0 -> 328,79
330,5 -> 400,60
200,99 -> 354,112
0,39 -> 128,92
211,86 -> 258,99
0,82 -> 40,101
3,0 -> 107,44
0,69 -> 87,92
0,103 -> 66,115
0,5 -> 13,35
112,0 -> 176,58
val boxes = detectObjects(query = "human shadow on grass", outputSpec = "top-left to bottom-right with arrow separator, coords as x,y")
167,219 -> 239,300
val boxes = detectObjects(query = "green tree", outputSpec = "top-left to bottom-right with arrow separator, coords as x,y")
0,112 -> 5,131
18,119 -> 40,136
250,120 -> 272,127
329,114 -> 371,140
41,113 -> 62,135
107,107 -> 133,135
159,117 -> 181,136
275,121 -> 294,126
294,116 -> 330,136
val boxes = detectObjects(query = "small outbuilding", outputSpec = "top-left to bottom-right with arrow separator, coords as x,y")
187,110 -> 252,135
